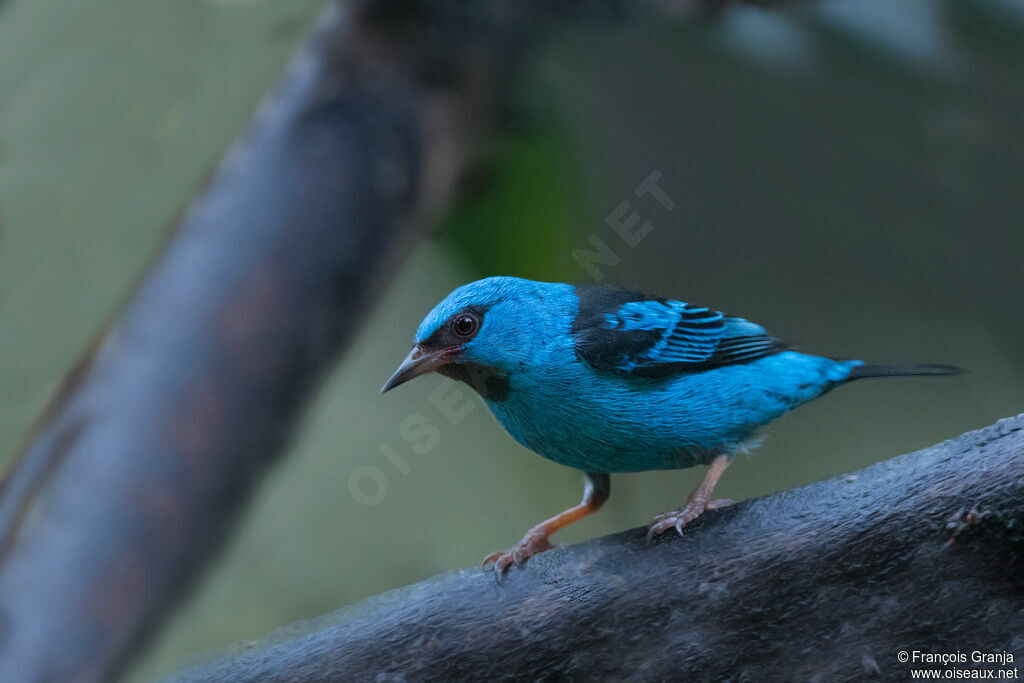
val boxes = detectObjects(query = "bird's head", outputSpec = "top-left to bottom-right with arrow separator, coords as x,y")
381,276 -> 566,398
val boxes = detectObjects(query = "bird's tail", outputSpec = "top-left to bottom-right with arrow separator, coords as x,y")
846,362 -> 964,381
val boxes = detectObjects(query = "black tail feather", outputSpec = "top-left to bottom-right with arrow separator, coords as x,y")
847,363 -> 964,381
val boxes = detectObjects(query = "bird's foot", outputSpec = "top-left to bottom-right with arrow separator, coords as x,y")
482,527 -> 553,580
646,497 -> 733,542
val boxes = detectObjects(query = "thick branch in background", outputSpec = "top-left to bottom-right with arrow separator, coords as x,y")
0,2 -> 511,680
0,0 -> 841,680
168,416 -> 1024,682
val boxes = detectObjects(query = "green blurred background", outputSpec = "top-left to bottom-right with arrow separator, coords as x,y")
1,0 -> 1022,679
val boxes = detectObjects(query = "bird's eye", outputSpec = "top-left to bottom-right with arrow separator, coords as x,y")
451,313 -> 480,339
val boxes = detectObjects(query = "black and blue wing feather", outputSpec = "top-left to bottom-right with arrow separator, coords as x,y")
571,284 -> 789,378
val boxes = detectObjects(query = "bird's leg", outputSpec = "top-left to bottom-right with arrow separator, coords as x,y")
483,472 -> 610,578
647,453 -> 733,541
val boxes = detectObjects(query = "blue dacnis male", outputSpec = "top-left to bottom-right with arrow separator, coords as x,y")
381,277 -> 959,575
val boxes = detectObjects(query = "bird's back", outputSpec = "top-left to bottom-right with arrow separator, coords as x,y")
479,286 -> 861,472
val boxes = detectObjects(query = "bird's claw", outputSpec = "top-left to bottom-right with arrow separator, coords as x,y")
646,497 -> 733,543
481,528 -> 553,581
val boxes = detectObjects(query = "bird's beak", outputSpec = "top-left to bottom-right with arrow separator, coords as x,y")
380,346 -> 454,394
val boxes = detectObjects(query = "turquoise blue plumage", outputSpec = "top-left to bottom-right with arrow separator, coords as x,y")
382,276 -> 959,575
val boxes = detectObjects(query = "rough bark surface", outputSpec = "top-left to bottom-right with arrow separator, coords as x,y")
169,416 -> 1024,683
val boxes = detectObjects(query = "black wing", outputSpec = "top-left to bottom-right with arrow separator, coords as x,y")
570,284 -> 788,378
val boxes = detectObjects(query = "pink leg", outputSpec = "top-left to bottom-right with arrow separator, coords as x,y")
647,454 -> 733,541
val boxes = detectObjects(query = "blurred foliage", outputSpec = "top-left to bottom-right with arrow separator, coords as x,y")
433,120 -> 585,280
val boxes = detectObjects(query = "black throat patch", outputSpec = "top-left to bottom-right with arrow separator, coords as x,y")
438,363 -> 511,402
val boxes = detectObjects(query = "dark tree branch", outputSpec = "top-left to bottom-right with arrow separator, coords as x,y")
167,416 -> 1024,682
0,1 -> 833,680
0,3 -> 504,680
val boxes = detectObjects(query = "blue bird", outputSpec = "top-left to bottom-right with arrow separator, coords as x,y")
381,276 -> 959,575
